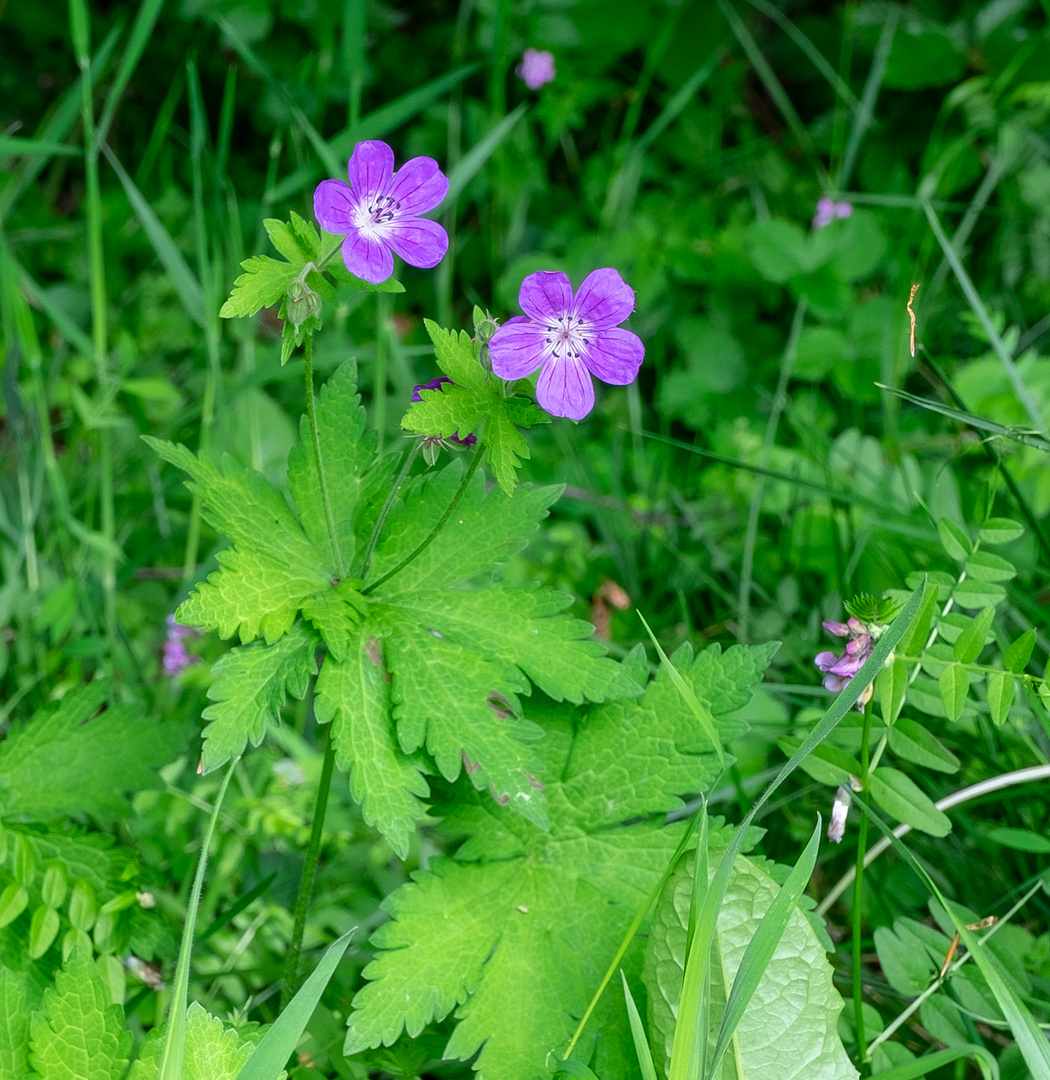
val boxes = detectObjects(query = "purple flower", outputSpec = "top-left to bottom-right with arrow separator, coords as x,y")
814,616 -> 875,708
162,615 -> 198,677
488,269 -> 644,421
313,141 -> 449,285
517,48 -> 556,90
813,197 -> 853,229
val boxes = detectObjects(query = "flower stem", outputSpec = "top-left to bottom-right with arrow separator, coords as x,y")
852,696 -> 873,1063
362,446 -> 483,596
303,333 -> 345,577
281,724 -> 337,1009
359,440 -> 420,579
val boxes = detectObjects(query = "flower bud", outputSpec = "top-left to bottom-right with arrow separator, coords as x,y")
286,278 -> 322,329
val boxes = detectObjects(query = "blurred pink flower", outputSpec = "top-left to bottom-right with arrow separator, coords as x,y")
813,197 -> 852,229
517,48 -> 556,90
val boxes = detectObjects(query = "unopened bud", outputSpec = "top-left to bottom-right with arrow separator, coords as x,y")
828,785 -> 851,844
286,278 -> 322,329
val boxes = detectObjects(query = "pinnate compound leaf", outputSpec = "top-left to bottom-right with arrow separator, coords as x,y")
643,852 -> 856,1080
287,360 -> 379,571
345,643 -> 774,1080
315,629 -> 429,859
0,683 -> 188,818
886,718 -> 960,773
978,517 -> 1024,545
29,952 -> 131,1080
1004,629 -> 1036,674
987,670 -> 1015,726
200,622 -> 318,772
953,606 -> 994,664
874,923 -> 935,997
938,662 -> 969,721
869,767 -> 951,836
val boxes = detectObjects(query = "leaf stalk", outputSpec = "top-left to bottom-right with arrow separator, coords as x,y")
303,333 -> 346,577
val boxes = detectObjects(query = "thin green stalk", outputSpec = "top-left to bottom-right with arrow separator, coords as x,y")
360,441 -> 421,578
71,0 -> 117,648
281,727 -> 337,1008
852,696 -> 873,1061
303,334 -> 345,577
362,447 -> 483,595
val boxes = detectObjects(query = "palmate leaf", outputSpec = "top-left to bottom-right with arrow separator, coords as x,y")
129,1003 -> 264,1080
644,853 -> 856,1080
200,623 -> 319,772
343,642 -> 774,1080
0,683 -> 189,819
402,321 -> 550,494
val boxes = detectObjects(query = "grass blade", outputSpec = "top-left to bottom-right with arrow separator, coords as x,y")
442,105 -> 528,208
196,873 -> 277,945
708,817 -> 821,1077
637,612 -> 724,769
101,142 -> 205,327
0,137 -> 81,157
94,0 -> 166,149
869,1045 -> 998,1080
159,759 -> 239,1080
235,930 -> 354,1080
622,971 -> 659,1080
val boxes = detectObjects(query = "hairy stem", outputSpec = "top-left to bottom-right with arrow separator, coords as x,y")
281,726 -> 337,1008
360,440 -> 421,579
362,446 -> 483,596
853,696 -> 873,1062
303,334 -> 345,577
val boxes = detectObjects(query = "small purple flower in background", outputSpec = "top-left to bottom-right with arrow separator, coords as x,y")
828,785 -> 852,844
489,269 -> 644,421
813,196 -> 853,229
814,615 -> 875,709
314,140 -> 449,285
162,615 -> 198,677
517,48 -> 556,90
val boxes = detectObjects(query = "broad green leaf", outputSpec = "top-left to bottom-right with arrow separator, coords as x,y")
130,1003 -> 264,1080
383,617 -> 548,829
978,518 -> 1024,545
200,623 -> 318,771
424,320 -> 489,390
936,518 -> 971,561
287,360 -> 381,572
0,968 -> 33,1077
898,585 -> 938,657
344,645 -> 774,1080
0,682 -> 188,819
236,933 -> 352,1080
951,579 -> 1005,609
953,606 -> 995,663
877,658 -> 908,725
869,768 -> 951,836
644,851 -> 856,1080
873,923 -> 935,996
964,551 -> 1016,584
484,396 -> 541,495
29,953 -> 132,1080
938,662 -> 969,721
886,718 -> 959,773
986,671 -> 1015,726
1004,630 -> 1036,674
315,630 -> 429,859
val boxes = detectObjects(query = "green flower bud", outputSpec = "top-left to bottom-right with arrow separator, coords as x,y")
286,278 -> 322,329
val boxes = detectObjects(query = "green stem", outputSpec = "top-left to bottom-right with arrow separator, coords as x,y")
281,726 -> 337,1008
359,441 -> 420,579
303,334 -> 345,577
362,446 -> 483,596
853,696 -> 873,1064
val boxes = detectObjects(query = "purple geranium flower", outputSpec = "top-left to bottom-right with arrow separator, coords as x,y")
488,269 -> 644,421
814,616 -> 875,709
813,197 -> 852,229
313,140 -> 449,285
517,48 -> 556,90
162,615 -> 198,678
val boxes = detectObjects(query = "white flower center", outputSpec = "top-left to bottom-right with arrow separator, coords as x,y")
544,314 -> 591,362
353,194 -> 402,239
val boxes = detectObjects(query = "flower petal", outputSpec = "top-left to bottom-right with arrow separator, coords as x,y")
536,356 -> 595,420
822,621 -> 850,637
314,179 -> 356,235
340,230 -> 393,284
490,317 -> 548,380
347,140 -> 395,198
583,327 -> 644,386
388,156 -> 449,215
385,216 -> 449,269
572,267 -> 635,329
814,650 -> 838,672
519,271 -> 573,322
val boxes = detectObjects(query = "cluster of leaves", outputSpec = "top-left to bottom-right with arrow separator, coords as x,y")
149,359 -> 638,858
